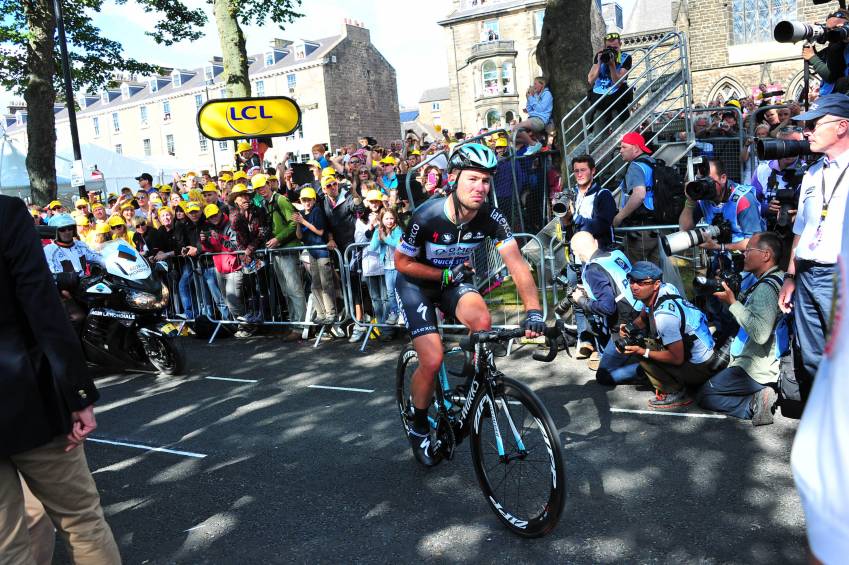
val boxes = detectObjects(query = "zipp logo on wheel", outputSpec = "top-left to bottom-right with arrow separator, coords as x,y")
417,302 -> 428,321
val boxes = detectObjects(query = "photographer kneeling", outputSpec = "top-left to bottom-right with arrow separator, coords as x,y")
568,232 -> 643,374
678,158 -> 764,344
619,261 -> 717,409
696,232 -> 785,425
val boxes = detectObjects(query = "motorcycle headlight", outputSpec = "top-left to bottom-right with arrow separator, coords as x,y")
125,284 -> 169,310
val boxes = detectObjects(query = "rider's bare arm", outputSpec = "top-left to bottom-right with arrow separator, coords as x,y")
394,249 -> 443,282
498,240 -> 541,312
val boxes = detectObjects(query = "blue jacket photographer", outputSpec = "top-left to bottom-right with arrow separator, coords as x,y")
697,232 -> 786,425
586,32 -> 633,139
558,155 -> 617,247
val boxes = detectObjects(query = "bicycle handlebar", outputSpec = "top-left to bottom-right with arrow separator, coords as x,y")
459,321 -> 570,363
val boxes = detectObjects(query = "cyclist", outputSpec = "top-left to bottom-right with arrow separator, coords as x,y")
395,143 -> 545,466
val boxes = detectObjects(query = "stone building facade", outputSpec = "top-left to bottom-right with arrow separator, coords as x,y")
3,22 -> 399,170
624,0 -> 829,105
417,87 -> 455,133
438,0 -> 547,134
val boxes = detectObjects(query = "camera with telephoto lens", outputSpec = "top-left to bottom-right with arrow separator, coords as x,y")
554,263 -> 583,316
756,139 -> 816,160
774,20 -> 828,43
684,156 -> 718,202
599,47 -> 617,64
661,216 -> 732,256
772,187 -> 799,231
614,321 -> 648,354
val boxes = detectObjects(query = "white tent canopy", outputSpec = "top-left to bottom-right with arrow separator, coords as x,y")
0,135 -> 180,200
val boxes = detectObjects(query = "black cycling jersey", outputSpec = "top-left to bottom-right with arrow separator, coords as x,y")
396,196 -> 514,277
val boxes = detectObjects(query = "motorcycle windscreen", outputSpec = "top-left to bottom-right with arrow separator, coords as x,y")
101,240 -> 152,281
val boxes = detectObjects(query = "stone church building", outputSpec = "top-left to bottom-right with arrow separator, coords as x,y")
624,0 -> 833,104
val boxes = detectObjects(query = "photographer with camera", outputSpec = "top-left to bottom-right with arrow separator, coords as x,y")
619,262 -> 717,409
779,93 -> 849,403
799,9 -> 849,96
565,232 -> 645,380
696,232 -> 786,425
556,155 -> 617,247
678,158 -> 764,343
750,126 -> 806,269
587,32 -> 633,141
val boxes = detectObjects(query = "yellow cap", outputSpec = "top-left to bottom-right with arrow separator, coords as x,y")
411,150 -> 421,156
267,174 -> 278,180
76,215 -> 90,226
185,202 -> 201,213
107,215 -> 126,227
380,156 -> 396,165
75,198 -> 89,207
251,174 -> 269,189
48,200 -> 62,209
321,176 -> 338,188
95,222 -> 111,234
188,189 -> 203,203
120,202 -> 134,210
236,141 -> 252,153
495,137 -> 508,147
150,196 -> 163,205
204,204 -> 220,217
233,170 -> 248,181
159,185 -> 172,193
321,167 -> 336,178
219,173 -> 232,182
202,182 -> 218,193
228,184 -> 249,202
306,159 -> 322,169
300,187 -> 317,200
91,202 -> 105,211
365,189 -> 384,202
157,206 -> 173,218
30,208 -> 41,217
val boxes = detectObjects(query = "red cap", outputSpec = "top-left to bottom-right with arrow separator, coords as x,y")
621,132 -> 652,154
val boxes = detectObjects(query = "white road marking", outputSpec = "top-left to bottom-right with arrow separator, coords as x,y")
610,408 -> 728,419
308,385 -> 374,393
87,438 -> 207,458
205,376 -> 258,383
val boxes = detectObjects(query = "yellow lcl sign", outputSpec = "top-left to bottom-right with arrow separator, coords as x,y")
196,96 -> 302,140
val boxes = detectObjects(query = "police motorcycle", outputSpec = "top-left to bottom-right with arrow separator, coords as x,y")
77,240 -> 186,374
42,218 -> 186,375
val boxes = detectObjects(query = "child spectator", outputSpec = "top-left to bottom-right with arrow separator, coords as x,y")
369,207 -> 403,329
358,190 -> 386,333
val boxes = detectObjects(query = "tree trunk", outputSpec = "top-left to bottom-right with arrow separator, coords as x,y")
23,0 -> 58,206
213,0 -> 250,98
536,0 -> 605,159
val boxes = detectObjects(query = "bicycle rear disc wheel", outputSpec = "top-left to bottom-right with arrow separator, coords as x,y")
470,376 -> 565,537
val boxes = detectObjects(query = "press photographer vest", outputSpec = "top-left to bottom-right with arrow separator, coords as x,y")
729,270 -> 789,360
580,249 -> 644,320
619,158 -> 655,212
650,284 -> 715,362
593,52 -> 631,95
697,181 -> 762,243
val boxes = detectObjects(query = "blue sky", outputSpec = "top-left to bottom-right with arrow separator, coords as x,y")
1,0 -> 636,115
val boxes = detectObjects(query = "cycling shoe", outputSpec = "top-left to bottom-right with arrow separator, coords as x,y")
407,428 -> 443,468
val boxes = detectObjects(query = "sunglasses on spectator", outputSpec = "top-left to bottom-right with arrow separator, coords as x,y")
628,278 -> 656,286
111,225 -> 125,230
76,205 -> 87,209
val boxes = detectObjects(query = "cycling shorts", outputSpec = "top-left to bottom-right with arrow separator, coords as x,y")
395,272 -> 479,338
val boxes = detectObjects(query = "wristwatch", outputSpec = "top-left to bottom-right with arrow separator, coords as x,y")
643,348 -> 651,359
784,272 -> 795,281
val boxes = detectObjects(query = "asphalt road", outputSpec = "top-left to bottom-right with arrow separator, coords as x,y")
57,334 -> 806,564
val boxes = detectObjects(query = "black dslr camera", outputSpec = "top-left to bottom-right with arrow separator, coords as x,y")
693,252 -> 744,296
599,47 -> 617,64
554,263 -> 584,316
614,321 -> 648,354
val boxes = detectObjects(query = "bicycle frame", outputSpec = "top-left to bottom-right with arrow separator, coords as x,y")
431,342 -> 526,460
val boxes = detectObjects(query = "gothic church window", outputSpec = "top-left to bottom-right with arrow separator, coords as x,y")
731,0 -> 797,44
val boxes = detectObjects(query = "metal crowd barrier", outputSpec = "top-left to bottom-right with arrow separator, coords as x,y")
341,232 -> 548,351
162,244 -> 350,347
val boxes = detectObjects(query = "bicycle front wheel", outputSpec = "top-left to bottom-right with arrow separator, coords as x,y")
470,376 -> 565,537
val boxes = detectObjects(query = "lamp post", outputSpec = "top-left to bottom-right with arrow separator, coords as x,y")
53,0 -> 86,199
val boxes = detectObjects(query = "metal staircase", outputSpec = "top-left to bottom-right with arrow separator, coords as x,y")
560,31 -> 695,192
